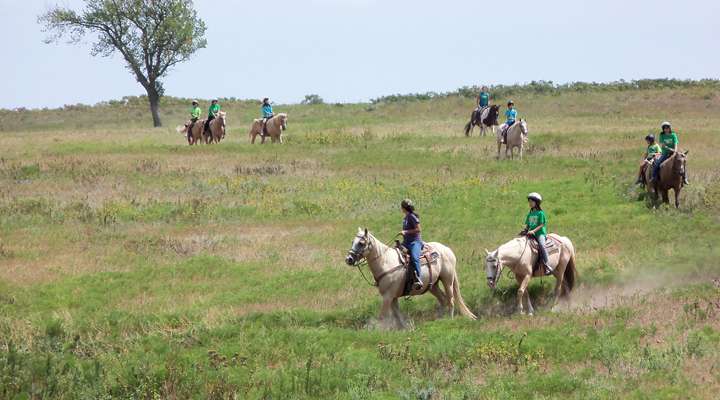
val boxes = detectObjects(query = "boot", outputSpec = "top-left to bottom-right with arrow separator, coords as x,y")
413,273 -> 423,290
543,264 -> 554,276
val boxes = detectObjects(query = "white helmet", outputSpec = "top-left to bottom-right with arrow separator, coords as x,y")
661,121 -> 671,129
527,192 -> 543,202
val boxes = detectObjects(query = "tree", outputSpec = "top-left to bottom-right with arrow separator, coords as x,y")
301,94 -> 324,105
39,0 -> 207,127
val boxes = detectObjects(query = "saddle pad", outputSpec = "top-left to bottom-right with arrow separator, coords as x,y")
529,234 -> 561,255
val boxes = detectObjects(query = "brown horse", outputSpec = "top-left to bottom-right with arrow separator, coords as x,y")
646,150 -> 688,208
249,113 -> 288,144
207,112 -> 226,144
180,119 -> 207,145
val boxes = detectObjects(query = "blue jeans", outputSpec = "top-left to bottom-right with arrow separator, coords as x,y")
653,153 -> 670,180
535,235 -> 549,265
405,240 -> 422,279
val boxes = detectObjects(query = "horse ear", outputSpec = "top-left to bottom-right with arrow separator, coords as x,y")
485,249 -> 490,255
364,228 -> 368,238
684,150 -> 689,155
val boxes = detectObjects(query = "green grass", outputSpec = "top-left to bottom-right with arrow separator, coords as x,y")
1,86 -> 720,399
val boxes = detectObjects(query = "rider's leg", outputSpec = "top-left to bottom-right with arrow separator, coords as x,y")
409,240 -> 423,287
636,161 -> 647,184
537,235 -> 551,274
652,154 -> 669,182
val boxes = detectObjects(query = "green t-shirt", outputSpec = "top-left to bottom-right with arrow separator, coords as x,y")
525,209 -> 547,237
208,104 -> 220,118
646,143 -> 661,160
479,92 -> 490,107
190,106 -> 201,119
659,132 -> 678,156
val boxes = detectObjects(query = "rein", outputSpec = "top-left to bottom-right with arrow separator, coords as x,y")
353,235 -> 401,287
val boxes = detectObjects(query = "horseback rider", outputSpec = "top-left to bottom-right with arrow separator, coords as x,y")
204,99 -> 221,136
636,134 -> 662,185
261,98 -> 274,136
188,100 -> 201,137
523,193 -> 551,275
476,86 -> 490,110
398,199 -> 424,290
499,100 -> 517,144
651,121 -> 689,185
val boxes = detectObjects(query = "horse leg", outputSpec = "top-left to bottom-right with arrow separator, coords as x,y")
497,142 -> 502,159
443,277 -> 456,319
516,274 -> 530,315
390,299 -> 406,329
524,289 -> 534,316
552,271 -> 565,310
279,134 -> 284,144
674,188 -> 680,209
379,296 -> 393,329
519,145 -> 523,160
661,189 -> 669,205
429,285 -> 448,317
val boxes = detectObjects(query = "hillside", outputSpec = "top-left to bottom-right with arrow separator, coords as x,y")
1,85 -> 720,399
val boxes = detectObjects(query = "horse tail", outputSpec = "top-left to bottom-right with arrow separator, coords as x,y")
452,273 -> 477,320
464,121 -> 472,136
561,249 -> 577,298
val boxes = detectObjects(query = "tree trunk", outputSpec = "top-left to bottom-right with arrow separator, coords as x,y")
146,87 -> 163,127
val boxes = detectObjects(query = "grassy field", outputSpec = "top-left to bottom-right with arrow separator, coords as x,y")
1,86 -> 720,399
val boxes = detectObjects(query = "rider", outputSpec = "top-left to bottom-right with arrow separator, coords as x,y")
399,199 -> 424,290
261,98 -> 274,136
476,86 -> 490,110
524,193 -> 550,275
652,121 -> 688,185
188,100 -> 201,137
204,99 -> 221,136
635,134 -> 662,185
499,100 -> 517,144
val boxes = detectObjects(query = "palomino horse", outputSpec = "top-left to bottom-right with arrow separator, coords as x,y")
497,119 -> 529,160
206,111 -> 227,144
345,228 -> 476,329
485,234 -> 577,315
249,113 -> 288,144
180,119 -> 207,145
645,150 -> 688,208
464,105 -> 500,137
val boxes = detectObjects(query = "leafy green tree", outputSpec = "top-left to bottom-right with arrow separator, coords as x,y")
39,0 -> 207,127
301,94 -> 324,105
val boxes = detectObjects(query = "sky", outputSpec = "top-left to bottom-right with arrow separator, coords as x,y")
2,0 -> 719,109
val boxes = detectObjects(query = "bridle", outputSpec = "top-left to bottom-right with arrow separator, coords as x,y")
346,233 -> 399,287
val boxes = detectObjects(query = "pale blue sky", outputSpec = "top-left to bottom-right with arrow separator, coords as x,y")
2,0 -> 719,109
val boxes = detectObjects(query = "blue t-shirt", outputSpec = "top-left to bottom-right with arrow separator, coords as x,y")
479,92 -> 490,107
505,108 -> 517,124
262,104 -> 273,118
402,213 -> 421,244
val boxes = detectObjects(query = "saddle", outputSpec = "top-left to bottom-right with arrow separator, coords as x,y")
395,242 -> 440,295
527,234 -> 562,275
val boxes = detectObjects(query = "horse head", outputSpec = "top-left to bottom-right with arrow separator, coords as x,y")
518,119 -> 528,136
277,113 -> 288,130
488,105 -> 500,124
484,249 -> 502,289
673,150 -> 688,176
345,228 -> 372,266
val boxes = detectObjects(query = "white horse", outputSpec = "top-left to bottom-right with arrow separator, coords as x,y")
485,234 -> 577,315
497,119 -> 529,159
345,228 -> 476,329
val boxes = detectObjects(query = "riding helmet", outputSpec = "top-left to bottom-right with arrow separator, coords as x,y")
527,192 -> 543,203
191,100 -> 198,105
400,199 -> 415,212
508,100 -> 514,105
661,121 -> 671,129
645,134 -> 655,142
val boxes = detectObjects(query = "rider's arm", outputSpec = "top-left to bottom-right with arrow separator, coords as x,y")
529,224 -> 544,235
402,223 -> 421,236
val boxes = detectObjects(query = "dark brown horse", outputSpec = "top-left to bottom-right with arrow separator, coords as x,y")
646,150 -> 688,208
464,105 -> 500,137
